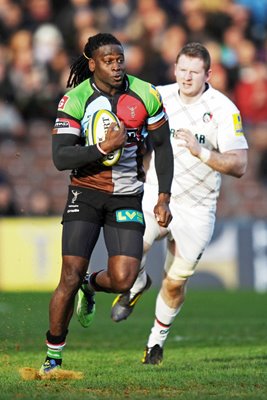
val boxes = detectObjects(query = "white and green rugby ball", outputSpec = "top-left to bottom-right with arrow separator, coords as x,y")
87,109 -> 123,167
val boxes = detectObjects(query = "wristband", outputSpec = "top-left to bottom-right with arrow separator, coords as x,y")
96,142 -> 107,155
199,147 -> 211,163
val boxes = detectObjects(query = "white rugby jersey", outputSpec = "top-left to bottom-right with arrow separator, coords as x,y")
146,83 -> 248,209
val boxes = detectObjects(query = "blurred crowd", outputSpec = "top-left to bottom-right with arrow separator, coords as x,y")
0,0 -> 267,217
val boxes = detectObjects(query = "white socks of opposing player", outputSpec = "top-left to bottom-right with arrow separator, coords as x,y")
129,266 -> 147,301
147,293 -> 182,349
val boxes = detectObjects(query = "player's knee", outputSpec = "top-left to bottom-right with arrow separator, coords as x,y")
111,275 -> 134,292
110,267 -> 137,292
108,256 -> 139,292
165,254 -> 196,281
62,256 -> 88,289
163,276 -> 186,298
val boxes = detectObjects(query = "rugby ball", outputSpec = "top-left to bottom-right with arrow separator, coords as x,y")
86,109 -> 123,167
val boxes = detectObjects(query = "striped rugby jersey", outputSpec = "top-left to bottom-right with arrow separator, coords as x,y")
53,75 -> 167,195
146,83 -> 248,209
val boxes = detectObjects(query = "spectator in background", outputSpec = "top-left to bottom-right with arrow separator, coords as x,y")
221,25 -> 244,89
6,28 -> 64,120
27,189 -> 53,216
98,0 -> 134,43
76,27 -> 99,53
236,38 -> 257,69
32,24 -> 67,117
46,47 -> 71,102
72,6 -> 97,46
54,0 -> 97,55
124,44 -> 151,81
183,7 -> 209,43
33,23 -> 64,65
0,0 -> 266,220
123,0 -> 172,85
139,5 -> 168,51
0,171 -> 19,216
199,0 -> 233,43
0,0 -> 25,44
0,43 -> 27,141
125,0 -> 167,45
0,44 -> 14,103
203,40 -> 231,96
157,25 -> 187,84
249,123 -> 267,187
7,29 -> 48,119
124,40 -> 172,85
235,0 -> 267,47
0,100 -> 26,141
23,0 -> 54,32
234,61 -> 267,125
208,63 -> 230,96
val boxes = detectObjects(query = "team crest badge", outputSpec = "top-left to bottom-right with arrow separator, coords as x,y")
203,112 -> 213,123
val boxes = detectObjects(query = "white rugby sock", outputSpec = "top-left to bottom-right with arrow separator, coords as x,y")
147,293 -> 182,348
129,266 -> 147,300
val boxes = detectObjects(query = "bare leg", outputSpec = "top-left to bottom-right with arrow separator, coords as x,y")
160,275 -> 187,309
49,255 -> 89,336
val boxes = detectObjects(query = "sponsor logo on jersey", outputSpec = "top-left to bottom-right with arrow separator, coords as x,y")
54,118 -> 81,135
232,113 -> 244,136
116,210 -> 144,224
55,119 -> 70,128
203,112 -> 213,123
58,95 -> 69,110
126,128 -> 143,143
149,84 -> 162,104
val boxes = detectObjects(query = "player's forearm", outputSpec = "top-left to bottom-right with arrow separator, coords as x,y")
198,148 -> 247,178
52,134 -> 103,171
150,122 -> 174,193
157,192 -> 171,204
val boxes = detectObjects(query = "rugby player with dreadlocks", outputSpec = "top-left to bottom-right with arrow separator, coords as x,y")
40,33 -> 173,374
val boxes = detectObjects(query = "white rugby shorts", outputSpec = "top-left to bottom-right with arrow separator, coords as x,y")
142,182 -> 216,277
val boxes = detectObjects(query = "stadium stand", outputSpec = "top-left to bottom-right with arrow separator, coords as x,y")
0,0 -> 266,217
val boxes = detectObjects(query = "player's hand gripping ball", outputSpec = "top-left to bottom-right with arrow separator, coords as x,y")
86,109 -> 123,166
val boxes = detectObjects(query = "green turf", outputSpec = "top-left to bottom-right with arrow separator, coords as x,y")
0,289 -> 267,399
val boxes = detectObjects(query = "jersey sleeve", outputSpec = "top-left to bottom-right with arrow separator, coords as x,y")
216,98 -> 248,153
146,84 -> 168,130
52,81 -> 91,137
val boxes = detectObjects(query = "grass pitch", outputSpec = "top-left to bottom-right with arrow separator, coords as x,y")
0,289 -> 267,399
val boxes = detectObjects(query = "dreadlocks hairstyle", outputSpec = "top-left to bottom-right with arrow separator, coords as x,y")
66,33 -> 123,88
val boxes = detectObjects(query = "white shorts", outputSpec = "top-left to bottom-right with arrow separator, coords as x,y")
142,183 -> 216,279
